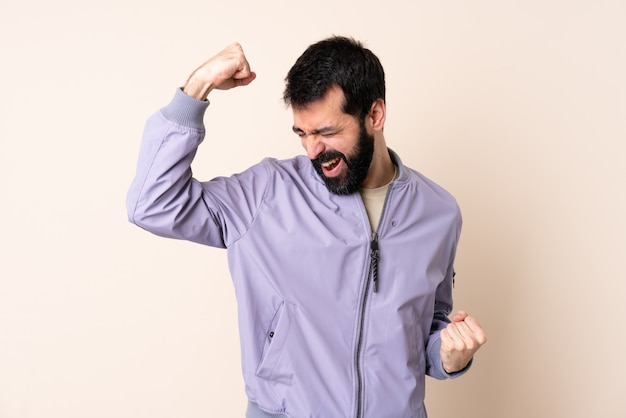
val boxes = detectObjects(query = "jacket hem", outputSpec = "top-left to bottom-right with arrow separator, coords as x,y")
246,400 -> 291,418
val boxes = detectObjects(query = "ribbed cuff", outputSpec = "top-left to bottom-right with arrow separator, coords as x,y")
427,334 -> 472,380
159,87 -> 210,130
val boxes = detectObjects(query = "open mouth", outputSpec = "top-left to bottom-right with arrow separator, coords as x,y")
320,156 -> 344,177
321,157 -> 341,171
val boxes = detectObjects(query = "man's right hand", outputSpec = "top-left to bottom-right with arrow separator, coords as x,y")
183,42 -> 256,101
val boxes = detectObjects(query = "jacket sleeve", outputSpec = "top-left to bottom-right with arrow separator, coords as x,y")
126,88 -> 269,248
424,209 -> 472,380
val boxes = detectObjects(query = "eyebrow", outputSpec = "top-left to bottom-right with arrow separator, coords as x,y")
292,125 -> 341,135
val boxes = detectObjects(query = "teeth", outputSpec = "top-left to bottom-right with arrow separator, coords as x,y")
321,157 -> 339,168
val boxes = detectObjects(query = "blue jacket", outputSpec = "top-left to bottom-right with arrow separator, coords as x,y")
127,89 -> 467,418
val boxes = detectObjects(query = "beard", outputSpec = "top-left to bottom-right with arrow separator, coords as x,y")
311,122 -> 375,195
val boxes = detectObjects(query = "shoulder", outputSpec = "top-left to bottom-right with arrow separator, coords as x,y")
257,155 -> 318,182
409,168 -> 458,205
225,155 -> 318,193
391,152 -> 461,228
392,151 -> 458,208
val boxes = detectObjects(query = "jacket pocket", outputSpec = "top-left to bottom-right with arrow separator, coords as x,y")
255,301 -> 296,384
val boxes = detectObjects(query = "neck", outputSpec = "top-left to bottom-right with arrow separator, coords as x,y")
361,141 -> 394,189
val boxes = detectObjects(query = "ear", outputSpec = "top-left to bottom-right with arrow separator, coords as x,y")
367,98 -> 386,131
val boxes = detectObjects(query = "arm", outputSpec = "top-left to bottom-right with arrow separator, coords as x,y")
425,213 -> 487,379
126,43 -> 262,247
425,264 -> 487,379
425,262 -> 460,380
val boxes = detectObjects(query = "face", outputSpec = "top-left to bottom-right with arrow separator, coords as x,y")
292,86 -> 375,195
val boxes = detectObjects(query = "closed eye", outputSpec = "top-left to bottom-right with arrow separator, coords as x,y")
292,127 -> 306,138
292,126 -> 342,138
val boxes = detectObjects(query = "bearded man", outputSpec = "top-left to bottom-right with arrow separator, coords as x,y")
127,36 -> 486,418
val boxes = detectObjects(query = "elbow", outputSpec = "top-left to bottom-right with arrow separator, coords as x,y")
125,191 -> 158,232
125,195 -> 189,240
125,183 -> 169,234
126,200 -> 161,233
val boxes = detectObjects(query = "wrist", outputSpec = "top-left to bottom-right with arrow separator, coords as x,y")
182,79 -> 213,101
442,357 -> 473,376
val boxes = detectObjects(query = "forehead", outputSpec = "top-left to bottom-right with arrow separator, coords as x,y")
291,86 -> 356,130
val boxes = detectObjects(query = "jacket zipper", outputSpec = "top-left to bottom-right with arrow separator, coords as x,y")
370,232 -> 380,293
353,241 -> 373,418
354,184 -> 394,418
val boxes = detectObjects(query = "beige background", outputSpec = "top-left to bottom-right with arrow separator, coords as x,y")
1,0 -> 624,417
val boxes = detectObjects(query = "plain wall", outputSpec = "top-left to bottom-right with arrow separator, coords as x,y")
1,0 -> 624,417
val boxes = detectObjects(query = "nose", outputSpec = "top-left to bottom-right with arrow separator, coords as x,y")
302,135 -> 325,160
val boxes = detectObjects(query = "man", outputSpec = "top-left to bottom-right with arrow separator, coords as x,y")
127,36 -> 486,418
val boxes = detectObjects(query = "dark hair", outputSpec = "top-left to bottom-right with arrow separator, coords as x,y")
283,36 -> 386,119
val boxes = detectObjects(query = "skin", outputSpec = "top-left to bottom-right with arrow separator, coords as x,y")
182,42 -> 487,374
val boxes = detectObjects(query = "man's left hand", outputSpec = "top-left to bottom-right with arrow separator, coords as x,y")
440,311 -> 487,373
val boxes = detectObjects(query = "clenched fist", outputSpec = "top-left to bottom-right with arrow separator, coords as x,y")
183,42 -> 256,101
440,311 -> 487,373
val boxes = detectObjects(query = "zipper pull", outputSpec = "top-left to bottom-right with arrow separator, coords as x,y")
370,232 -> 380,292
